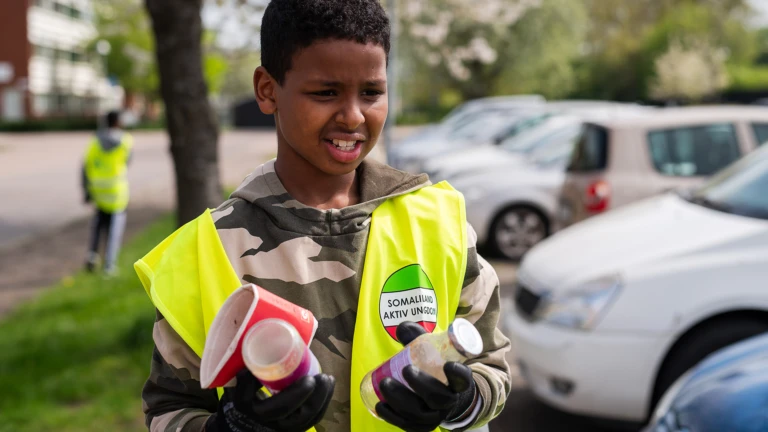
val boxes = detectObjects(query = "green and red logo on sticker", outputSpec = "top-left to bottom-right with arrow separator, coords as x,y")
379,264 -> 438,341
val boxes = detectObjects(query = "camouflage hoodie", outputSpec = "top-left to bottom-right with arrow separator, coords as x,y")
142,159 -> 512,432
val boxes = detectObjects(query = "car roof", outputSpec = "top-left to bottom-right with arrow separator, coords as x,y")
589,105 -> 768,129
545,100 -> 647,109
464,95 -> 546,106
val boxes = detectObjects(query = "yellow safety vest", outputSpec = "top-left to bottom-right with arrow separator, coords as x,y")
84,134 -> 132,213
135,182 -> 467,432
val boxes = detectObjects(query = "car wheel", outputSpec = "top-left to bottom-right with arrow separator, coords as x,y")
489,206 -> 548,261
650,316 -> 768,418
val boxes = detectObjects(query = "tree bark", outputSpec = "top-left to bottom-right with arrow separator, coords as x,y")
145,0 -> 222,227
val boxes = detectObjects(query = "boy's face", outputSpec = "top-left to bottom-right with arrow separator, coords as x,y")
256,40 -> 388,176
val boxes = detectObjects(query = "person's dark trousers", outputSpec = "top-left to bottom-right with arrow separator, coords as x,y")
85,209 -> 127,274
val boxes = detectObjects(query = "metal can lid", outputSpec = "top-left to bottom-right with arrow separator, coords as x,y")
448,318 -> 483,357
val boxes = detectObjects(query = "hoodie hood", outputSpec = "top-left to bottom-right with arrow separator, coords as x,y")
229,159 -> 430,236
96,128 -> 124,151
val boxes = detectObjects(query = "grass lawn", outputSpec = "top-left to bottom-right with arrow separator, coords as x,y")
0,214 -> 176,432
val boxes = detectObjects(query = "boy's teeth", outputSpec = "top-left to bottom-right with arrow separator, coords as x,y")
332,139 -> 356,148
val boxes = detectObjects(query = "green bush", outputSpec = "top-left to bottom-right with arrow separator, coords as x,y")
0,118 -> 98,132
727,64 -> 768,91
0,118 -> 166,133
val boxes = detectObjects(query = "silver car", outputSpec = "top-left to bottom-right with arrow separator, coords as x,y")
392,101 -> 649,175
425,114 -> 585,182
389,108 -> 551,174
444,108 -> 654,260
451,141 -> 574,260
558,105 -> 768,230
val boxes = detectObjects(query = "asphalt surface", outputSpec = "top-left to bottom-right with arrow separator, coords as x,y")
0,129 -> 280,250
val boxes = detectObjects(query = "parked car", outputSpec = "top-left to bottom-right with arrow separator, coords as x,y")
390,108 -> 552,174
509,142 -> 768,424
558,105 -> 768,231
391,101 -> 647,175
644,332 -> 768,432
424,104 -> 652,183
424,114 -> 584,182
389,96 -> 546,166
451,139 -> 573,260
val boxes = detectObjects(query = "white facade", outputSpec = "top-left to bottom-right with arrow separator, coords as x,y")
26,0 -> 122,118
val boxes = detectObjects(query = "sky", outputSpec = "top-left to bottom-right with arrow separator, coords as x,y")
748,0 -> 768,27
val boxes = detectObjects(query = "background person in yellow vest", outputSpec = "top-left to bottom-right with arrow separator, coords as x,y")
138,1 -> 512,431
82,110 -> 133,276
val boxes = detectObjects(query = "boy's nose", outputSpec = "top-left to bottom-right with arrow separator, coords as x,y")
335,100 -> 365,130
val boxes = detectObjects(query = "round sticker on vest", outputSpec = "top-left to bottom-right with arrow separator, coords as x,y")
379,264 -> 438,341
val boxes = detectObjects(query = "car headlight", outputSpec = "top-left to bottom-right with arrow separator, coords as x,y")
536,275 -> 622,330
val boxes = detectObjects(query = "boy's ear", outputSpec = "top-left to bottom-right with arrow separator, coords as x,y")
254,66 -> 277,115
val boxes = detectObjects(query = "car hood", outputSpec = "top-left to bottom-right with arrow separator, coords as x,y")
425,147 -> 526,181
450,163 -> 564,192
672,333 -> 768,432
395,124 -> 444,145
520,193 -> 768,291
389,136 -> 474,160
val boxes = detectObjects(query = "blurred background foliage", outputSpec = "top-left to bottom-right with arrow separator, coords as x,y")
74,0 -> 768,125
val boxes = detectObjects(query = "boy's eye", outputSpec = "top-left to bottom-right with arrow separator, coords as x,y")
312,90 -> 337,97
362,89 -> 385,97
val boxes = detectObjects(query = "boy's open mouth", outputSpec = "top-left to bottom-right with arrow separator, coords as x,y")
323,138 -> 364,163
328,139 -> 359,152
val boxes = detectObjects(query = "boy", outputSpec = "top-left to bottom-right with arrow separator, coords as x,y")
137,0 -> 511,431
83,110 -> 132,276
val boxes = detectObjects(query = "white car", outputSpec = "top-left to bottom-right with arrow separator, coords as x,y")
424,114 -> 584,182
424,105 -> 654,182
454,158 -> 567,261
390,109 -> 549,173
508,143 -> 768,423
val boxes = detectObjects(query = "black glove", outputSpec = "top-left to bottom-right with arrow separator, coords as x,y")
205,368 -> 335,432
375,321 -> 479,432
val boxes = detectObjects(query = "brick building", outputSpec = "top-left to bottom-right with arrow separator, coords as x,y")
0,0 -> 122,121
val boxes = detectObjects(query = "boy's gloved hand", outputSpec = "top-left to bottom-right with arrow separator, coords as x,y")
206,368 -> 335,432
375,321 -> 479,432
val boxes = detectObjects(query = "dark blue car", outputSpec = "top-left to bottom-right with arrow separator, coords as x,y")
644,332 -> 768,432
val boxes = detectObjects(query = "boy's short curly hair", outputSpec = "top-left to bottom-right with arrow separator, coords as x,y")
260,0 -> 391,85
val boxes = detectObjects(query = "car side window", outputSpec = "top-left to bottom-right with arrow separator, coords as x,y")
751,123 -> 768,146
566,125 -> 607,172
647,123 -> 741,177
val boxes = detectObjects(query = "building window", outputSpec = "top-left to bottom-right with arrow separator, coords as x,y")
33,44 -> 88,63
48,2 -> 83,20
34,94 -> 52,116
33,44 -> 54,59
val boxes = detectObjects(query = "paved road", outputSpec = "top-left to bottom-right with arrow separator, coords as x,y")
0,129 -> 393,250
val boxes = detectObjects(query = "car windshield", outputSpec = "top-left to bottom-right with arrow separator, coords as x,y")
686,145 -> 768,220
448,111 -> 517,141
499,119 -> 580,154
491,112 -> 553,142
527,127 -> 583,168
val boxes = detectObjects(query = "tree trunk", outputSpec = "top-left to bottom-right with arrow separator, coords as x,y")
145,0 -> 222,227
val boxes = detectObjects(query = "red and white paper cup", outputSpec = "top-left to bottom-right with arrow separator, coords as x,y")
200,284 -> 318,389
